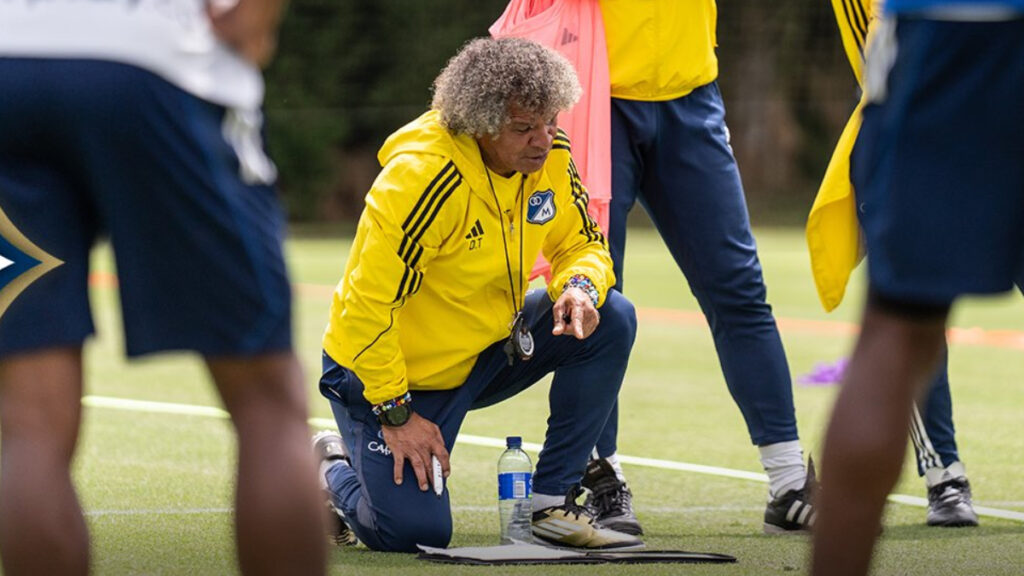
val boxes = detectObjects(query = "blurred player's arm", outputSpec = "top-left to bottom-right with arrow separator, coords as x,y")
208,0 -> 289,68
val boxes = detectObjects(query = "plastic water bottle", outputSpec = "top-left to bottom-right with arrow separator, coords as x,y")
497,436 -> 533,544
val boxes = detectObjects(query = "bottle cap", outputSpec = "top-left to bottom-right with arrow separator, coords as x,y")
506,436 -> 522,448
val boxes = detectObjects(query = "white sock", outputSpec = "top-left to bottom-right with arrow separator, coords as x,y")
532,492 -> 565,511
602,453 -> 628,483
759,440 -> 807,498
924,461 -> 967,488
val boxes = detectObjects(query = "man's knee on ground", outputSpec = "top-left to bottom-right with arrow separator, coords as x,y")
375,514 -> 452,553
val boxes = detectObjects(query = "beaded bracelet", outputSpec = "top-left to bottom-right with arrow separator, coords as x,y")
563,274 -> 600,308
371,392 -> 412,416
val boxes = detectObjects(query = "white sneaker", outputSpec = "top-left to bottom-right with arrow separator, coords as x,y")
531,484 -> 643,549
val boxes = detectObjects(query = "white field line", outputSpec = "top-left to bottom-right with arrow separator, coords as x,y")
83,396 -> 230,419
975,501 -> 1024,508
94,397 -> 1024,523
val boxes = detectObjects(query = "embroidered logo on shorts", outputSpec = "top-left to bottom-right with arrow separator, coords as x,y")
527,190 -> 556,225
0,207 -> 63,321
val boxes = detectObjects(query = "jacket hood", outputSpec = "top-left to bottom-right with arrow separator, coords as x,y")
378,110 -> 495,194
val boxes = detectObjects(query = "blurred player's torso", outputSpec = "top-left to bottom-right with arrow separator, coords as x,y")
598,0 -> 718,101
0,0 -> 262,109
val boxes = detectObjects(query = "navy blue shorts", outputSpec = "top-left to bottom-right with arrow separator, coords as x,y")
852,17 -> 1024,306
0,58 -> 292,357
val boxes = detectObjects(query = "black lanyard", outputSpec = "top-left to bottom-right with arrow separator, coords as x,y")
484,167 -> 534,364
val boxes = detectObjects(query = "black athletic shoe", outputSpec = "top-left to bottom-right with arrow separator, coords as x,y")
581,458 -> 644,536
312,430 -> 359,546
927,478 -> 979,527
763,458 -> 817,534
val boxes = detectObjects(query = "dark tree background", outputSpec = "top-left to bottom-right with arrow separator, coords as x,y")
264,0 -> 858,225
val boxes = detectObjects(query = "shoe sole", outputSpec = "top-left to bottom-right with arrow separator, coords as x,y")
927,519 -> 979,528
533,535 -> 646,550
599,523 -> 644,536
323,500 -> 359,547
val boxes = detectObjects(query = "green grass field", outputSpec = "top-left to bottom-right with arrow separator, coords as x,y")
63,227 -> 1024,575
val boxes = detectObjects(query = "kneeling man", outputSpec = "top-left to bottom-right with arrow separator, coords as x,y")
314,37 -> 641,552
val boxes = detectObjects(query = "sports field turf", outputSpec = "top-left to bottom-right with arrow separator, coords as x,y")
64,227 -> 1024,575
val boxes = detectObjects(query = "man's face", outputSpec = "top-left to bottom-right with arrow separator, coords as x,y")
478,106 -> 558,177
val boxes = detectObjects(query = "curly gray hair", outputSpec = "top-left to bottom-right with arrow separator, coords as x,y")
431,37 -> 582,138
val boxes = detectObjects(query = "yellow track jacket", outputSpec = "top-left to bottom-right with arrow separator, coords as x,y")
599,0 -> 719,101
323,110 -> 615,405
806,0 -> 880,311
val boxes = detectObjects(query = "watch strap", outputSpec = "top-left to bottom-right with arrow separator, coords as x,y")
372,392 -> 413,426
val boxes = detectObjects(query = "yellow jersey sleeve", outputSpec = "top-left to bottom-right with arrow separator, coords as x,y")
323,155 -> 462,405
543,139 -> 616,305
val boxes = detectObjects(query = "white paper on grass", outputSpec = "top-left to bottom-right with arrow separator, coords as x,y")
417,543 -> 588,561
416,543 -> 736,565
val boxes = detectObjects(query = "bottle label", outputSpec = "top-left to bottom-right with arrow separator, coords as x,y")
497,472 -> 532,500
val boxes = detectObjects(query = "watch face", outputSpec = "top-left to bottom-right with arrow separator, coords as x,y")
383,403 -> 412,427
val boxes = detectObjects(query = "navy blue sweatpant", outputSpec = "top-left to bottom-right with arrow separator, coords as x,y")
598,82 -> 797,454
320,289 -> 636,552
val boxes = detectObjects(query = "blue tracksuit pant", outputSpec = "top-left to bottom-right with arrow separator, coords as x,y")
916,347 -> 960,474
598,82 -> 798,452
320,289 -> 636,552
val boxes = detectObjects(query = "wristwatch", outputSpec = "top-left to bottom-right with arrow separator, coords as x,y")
376,401 -> 413,427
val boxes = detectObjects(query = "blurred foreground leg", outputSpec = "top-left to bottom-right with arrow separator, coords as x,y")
208,353 -> 326,576
0,348 -> 89,576
812,305 -> 946,576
